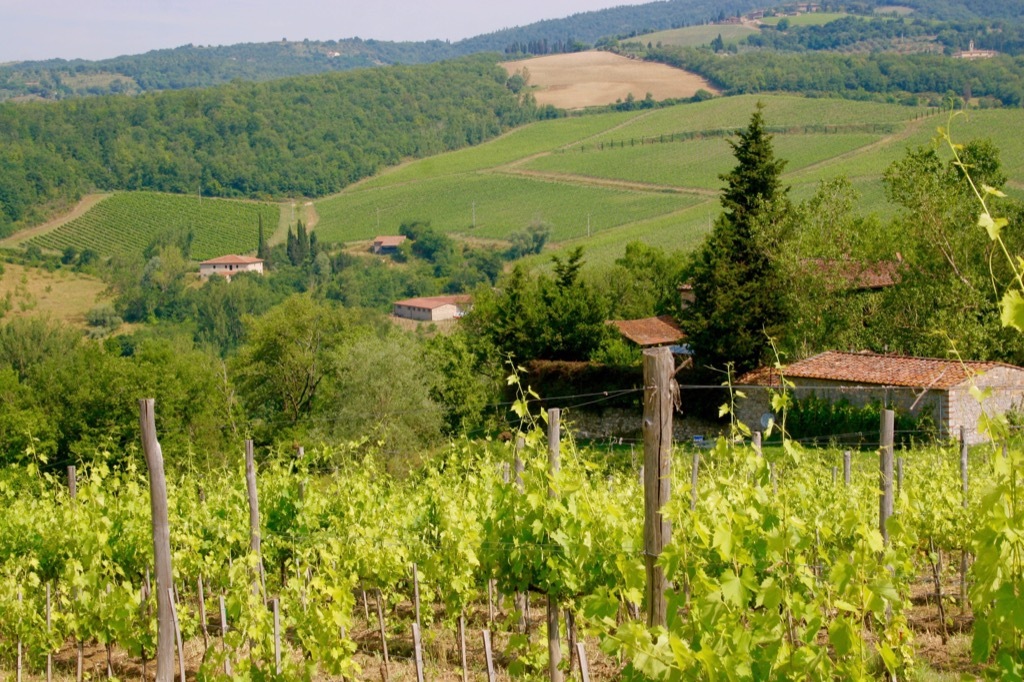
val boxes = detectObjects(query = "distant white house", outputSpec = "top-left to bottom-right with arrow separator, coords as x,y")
199,255 -> 264,280
393,295 -> 472,322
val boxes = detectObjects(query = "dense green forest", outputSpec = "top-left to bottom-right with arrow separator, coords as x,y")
742,15 -> 1024,56
645,46 -> 1024,105
0,55 -> 540,236
4,1 -> 1024,101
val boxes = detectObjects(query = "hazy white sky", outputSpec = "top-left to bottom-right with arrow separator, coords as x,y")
2,0 -> 649,62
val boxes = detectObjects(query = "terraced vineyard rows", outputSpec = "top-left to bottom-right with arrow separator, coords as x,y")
27,192 -> 280,261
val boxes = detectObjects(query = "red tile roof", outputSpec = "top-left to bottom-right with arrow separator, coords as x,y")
200,255 -> 263,265
373,236 -> 407,247
609,315 -> 685,347
742,351 -> 1021,390
802,259 -> 901,290
393,295 -> 472,310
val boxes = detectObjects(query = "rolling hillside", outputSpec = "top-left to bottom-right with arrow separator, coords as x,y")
13,94 -> 1024,269
313,94 -> 1024,267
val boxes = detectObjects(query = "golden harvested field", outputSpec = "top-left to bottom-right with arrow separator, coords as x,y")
0,262 -> 110,328
501,51 -> 718,109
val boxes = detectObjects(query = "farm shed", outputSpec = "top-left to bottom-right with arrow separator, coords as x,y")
736,351 -> 1024,444
393,295 -> 472,322
609,315 -> 685,348
372,235 -> 407,254
199,255 -> 264,280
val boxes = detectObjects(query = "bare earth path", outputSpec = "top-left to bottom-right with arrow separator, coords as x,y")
0,193 -> 111,248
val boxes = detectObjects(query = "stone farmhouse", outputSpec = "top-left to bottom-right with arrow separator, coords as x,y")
393,295 -> 472,322
198,255 -> 264,280
372,236 -> 407,255
737,351 -> 1024,444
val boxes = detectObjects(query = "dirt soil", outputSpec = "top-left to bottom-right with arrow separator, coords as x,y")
501,51 -> 719,110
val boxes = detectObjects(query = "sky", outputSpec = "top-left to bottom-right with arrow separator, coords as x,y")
2,0 -> 650,63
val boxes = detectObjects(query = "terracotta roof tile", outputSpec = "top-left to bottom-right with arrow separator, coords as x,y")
374,236 -> 407,247
200,255 -> 263,265
609,315 -> 685,347
769,351 -> 1020,389
393,295 -> 472,310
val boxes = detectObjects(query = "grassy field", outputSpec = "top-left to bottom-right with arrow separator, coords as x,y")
0,262 -> 111,327
525,133 -> 881,189
315,93 -> 964,265
316,173 -> 701,243
638,24 -> 759,48
26,192 -> 281,261
760,12 -> 852,26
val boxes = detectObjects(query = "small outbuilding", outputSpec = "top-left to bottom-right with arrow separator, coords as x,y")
372,236 -> 407,254
609,315 -> 686,348
737,351 -> 1024,444
393,295 -> 472,322
199,255 -> 264,280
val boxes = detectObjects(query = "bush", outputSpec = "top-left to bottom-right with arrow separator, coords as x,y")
783,394 -> 936,448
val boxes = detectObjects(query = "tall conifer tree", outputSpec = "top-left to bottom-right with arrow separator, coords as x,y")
682,103 -> 791,375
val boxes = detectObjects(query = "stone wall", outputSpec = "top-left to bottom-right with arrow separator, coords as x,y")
564,407 -> 724,442
950,366 -> 1024,443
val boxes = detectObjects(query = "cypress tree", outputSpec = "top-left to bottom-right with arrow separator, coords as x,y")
257,214 -> 271,263
682,103 -> 791,376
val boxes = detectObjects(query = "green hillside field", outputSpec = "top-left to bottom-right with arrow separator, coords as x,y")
25,192 -> 280,261
22,95 -> 1023,269
318,94 -> 1020,266
636,24 -> 760,48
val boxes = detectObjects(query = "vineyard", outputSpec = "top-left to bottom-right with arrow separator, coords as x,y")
26,193 -> 280,261
0,385 -> 1021,681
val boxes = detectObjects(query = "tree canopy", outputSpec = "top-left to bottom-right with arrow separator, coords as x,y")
682,103 -> 791,376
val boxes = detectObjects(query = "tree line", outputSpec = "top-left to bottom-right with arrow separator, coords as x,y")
0,55 -> 539,238
645,45 -> 1024,106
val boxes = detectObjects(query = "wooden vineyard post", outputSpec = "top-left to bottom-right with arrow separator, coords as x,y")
752,430 -> 762,457
167,587 -> 186,682
482,630 -> 497,682
547,408 -> 564,682
375,588 -> 390,676
960,426 -> 970,613
139,399 -> 175,682
46,584 -> 53,682
843,450 -> 852,487
897,457 -> 904,495
458,614 -> 469,682
219,595 -> 231,677
67,465 -> 77,499
412,622 -> 425,682
879,409 -> 895,545
514,436 -> 528,635
412,563 -> 421,628
198,575 -> 209,650
273,598 -> 282,676
16,591 -> 22,682
642,347 -> 673,628
245,439 -> 265,595
577,642 -> 591,682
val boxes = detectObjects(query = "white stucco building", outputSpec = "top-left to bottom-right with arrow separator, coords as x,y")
199,255 -> 265,280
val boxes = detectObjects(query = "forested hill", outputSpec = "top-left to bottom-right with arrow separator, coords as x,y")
0,0 -> 764,101
0,55 -> 539,236
453,0 -> 764,52
4,0 -> 1024,101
